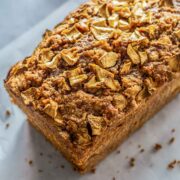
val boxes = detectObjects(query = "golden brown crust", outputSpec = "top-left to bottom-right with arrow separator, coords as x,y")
4,0 -> 180,173
5,73 -> 180,173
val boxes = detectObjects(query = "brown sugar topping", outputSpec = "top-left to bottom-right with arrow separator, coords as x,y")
6,0 -> 180,146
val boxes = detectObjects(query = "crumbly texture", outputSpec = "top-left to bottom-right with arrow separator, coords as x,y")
5,0 -> 180,173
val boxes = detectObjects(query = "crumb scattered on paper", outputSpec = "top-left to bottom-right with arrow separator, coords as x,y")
168,160 -> 177,169
47,154 -> 53,158
168,137 -> 175,144
73,167 -> 77,172
48,160 -> 52,164
117,150 -> 120,154
5,123 -> 10,129
5,110 -> 11,116
28,160 -> 33,166
129,158 -> 135,167
61,165 -> 65,169
171,129 -> 176,133
140,149 -> 145,153
91,168 -> 96,174
153,144 -> 162,152
38,169 -> 43,173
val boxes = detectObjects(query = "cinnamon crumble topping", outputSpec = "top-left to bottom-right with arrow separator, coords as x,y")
6,0 -> 180,147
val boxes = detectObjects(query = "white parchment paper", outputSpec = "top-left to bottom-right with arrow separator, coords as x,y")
0,1 -> 180,179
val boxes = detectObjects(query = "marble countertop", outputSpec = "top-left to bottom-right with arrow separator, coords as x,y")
0,0 -> 65,49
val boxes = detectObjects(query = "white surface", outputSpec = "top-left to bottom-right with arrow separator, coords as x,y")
0,1 -> 180,180
0,0 -> 65,49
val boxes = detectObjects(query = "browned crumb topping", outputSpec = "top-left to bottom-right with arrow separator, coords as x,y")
153,143 -> 162,152
6,0 -> 180,147
5,123 -> 10,129
168,137 -> 175,144
5,110 -> 11,116
168,160 -> 177,169
129,158 -> 135,167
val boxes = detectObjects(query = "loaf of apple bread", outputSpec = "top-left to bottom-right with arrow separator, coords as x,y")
5,0 -> 180,173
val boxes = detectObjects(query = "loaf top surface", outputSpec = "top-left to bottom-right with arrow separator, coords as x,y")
6,0 -> 180,147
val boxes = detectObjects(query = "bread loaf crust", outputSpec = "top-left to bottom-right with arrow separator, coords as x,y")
5,0 -> 180,173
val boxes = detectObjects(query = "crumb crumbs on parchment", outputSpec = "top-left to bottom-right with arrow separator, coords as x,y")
140,149 -> 145,153
48,160 -> 52,164
5,110 -> 11,116
117,150 -> 120,154
73,167 -> 77,172
168,160 -> 177,169
138,145 -> 141,149
47,154 -> 53,158
5,123 -> 10,129
171,129 -> 175,133
61,165 -> 65,169
91,168 -> 96,174
167,160 -> 180,170
28,160 -> 33,166
168,137 -> 175,145
112,177 -> 116,180
38,169 -> 43,173
40,152 -> 43,156
153,144 -> 162,152
129,158 -> 135,167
